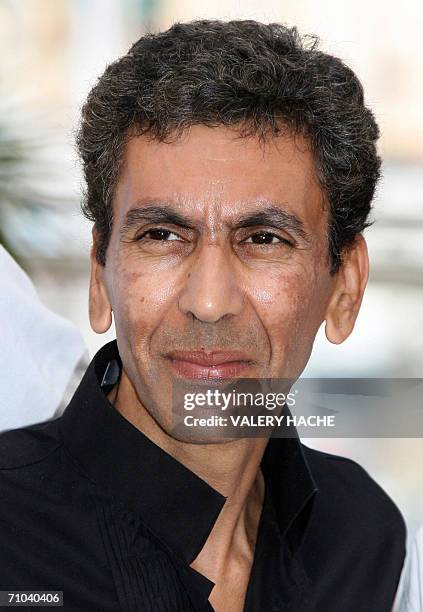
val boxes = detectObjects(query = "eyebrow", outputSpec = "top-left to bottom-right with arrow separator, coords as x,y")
120,201 -> 311,243
232,205 -> 311,243
120,204 -> 196,237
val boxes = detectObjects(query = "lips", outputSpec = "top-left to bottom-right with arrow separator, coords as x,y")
166,350 -> 253,380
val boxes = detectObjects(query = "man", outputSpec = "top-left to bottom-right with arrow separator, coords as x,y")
0,20 -> 405,611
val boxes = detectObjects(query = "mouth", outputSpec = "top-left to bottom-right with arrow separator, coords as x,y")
165,350 -> 254,381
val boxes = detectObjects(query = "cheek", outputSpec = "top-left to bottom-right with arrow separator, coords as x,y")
249,269 -> 314,321
110,265 -> 179,341
247,267 -> 323,353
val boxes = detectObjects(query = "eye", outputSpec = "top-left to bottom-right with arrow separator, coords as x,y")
138,228 -> 182,241
243,232 -> 293,246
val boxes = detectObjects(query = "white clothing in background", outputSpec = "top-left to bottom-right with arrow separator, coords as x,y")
0,245 -> 88,432
399,526 -> 423,611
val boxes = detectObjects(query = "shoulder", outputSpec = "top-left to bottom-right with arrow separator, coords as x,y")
0,418 -> 62,470
300,444 -> 406,608
302,443 -> 406,542
0,419 -> 66,534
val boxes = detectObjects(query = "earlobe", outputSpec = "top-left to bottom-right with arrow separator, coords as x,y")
89,236 -> 113,334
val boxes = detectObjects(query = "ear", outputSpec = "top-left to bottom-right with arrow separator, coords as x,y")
324,234 -> 369,345
89,228 -> 113,334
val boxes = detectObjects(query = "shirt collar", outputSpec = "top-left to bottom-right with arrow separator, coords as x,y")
60,340 -> 318,566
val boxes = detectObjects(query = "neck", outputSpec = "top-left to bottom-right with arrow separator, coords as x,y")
110,369 -> 268,579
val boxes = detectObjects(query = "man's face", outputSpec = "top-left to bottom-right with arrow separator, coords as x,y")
94,125 -> 337,433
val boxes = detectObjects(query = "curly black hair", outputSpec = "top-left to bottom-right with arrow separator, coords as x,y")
77,19 -> 380,273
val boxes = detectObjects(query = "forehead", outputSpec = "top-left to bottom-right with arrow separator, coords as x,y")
113,125 -> 325,227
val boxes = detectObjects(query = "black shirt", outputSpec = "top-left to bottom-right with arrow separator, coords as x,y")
0,341 -> 406,611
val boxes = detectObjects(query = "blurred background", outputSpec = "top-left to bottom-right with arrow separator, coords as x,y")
0,0 -> 422,598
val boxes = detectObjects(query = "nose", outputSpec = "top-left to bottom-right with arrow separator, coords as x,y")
178,245 -> 244,323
